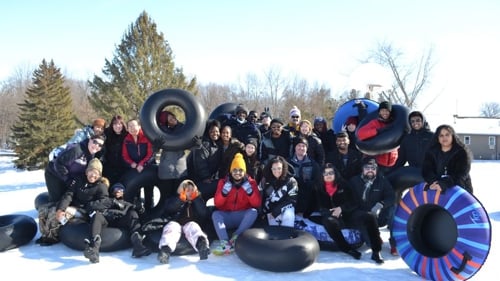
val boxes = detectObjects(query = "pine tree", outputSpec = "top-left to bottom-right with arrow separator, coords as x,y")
11,59 -> 75,169
89,11 -> 197,121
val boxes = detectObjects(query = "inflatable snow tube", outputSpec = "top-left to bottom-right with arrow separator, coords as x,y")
59,221 -> 131,252
393,183 -> 491,281
0,214 -> 37,252
386,166 -> 424,194
34,191 -> 50,211
142,229 -> 197,256
332,98 -> 379,133
122,165 -> 164,220
208,102 -> 238,123
140,88 -> 206,151
355,104 -> 410,155
235,226 -> 320,272
294,218 -> 363,251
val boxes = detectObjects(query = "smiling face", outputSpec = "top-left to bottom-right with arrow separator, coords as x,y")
438,127 -> 453,149
271,162 -> 283,178
378,108 -> 391,120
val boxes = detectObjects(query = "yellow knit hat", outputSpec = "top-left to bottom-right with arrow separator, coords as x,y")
230,153 -> 246,173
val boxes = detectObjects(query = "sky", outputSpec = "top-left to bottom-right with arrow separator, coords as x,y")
1,1 -> 500,120
0,153 -> 498,280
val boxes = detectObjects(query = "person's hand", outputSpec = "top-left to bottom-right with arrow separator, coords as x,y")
131,162 -> 137,169
330,207 -> 342,218
222,181 -> 232,195
152,136 -> 166,151
341,124 -> 347,132
370,202 -> 384,216
242,181 -> 253,195
192,135 -> 202,146
188,189 -> 199,201
56,210 -> 66,221
179,190 -> 187,202
136,164 -> 144,173
428,181 -> 442,192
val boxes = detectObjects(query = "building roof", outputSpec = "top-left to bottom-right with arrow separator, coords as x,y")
451,116 -> 500,135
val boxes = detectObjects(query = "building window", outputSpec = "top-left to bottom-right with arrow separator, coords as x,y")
464,136 -> 471,145
489,136 -> 496,146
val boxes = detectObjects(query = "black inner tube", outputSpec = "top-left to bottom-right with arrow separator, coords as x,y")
407,204 -> 458,258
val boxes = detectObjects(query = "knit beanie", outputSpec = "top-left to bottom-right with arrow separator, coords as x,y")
345,116 -> 358,126
93,118 -> 106,128
378,101 -> 392,112
293,136 -> 309,148
313,116 -> 326,125
230,153 -> 247,173
246,138 -> 258,148
86,158 -> 103,175
111,182 -> 125,193
362,157 -> 378,169
289,106 -> 301,118
270,118 -> 284,126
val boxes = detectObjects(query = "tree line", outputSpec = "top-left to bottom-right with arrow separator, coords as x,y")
2,10 -> 497,170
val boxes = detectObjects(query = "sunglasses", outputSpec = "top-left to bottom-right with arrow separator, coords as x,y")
92,139 -> 104,148
291,116 -> 300,119
323,171 -> 335,176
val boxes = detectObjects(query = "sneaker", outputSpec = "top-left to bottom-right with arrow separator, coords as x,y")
211,240 -> 233,256
196,237 -> 210,260
157,246 -> 171,264
131,232 -> 152,258
229,234 -> 238,248
389,238 -> 399,256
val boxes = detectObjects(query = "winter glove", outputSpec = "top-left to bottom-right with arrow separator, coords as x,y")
222,181 -> 232,195
152,136 -> 166,151
65,178 -> 76,188
370,202 -> 384,216
352,99 -> 366,109
179,191 -> 187,202
192,135 -> 202,147
241,181 -> 253,195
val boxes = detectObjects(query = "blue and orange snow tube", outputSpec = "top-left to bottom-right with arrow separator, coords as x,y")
393,183 -> 491,281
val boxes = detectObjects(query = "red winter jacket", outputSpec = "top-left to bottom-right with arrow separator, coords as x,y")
357,118 -> 398,167
214,176 -> 261,211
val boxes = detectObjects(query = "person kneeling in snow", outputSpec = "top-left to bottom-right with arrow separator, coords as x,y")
156,179 -> 211,264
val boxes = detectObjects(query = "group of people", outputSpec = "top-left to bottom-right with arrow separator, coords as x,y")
36,100 -> 474,266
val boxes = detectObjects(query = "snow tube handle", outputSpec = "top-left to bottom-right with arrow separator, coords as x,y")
451,251 -> 472,274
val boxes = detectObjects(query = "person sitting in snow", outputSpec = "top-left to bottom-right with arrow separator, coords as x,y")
156,179 -> 211,264
211,153 -> 261,255
82,182 -> 151,263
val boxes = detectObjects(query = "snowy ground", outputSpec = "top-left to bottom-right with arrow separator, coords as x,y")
0,154 -> 497,280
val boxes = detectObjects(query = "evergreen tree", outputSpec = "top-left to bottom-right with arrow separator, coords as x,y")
89,11 -> 197,121
11,59 -> 75,169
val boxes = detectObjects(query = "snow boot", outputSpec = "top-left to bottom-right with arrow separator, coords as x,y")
196,237 -> 210,260
157,246 -> 172,264
84,235 -> 101,263
131,232 -> 151,258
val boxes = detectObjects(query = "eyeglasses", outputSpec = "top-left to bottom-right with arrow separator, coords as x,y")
271,126 -> 282,129
271,167 -> 283,171
291,116 -> 300,119
92,139 -> 104,148
323,171 -> 335,176
410,119 -> 422,124
231,168 -> 244,173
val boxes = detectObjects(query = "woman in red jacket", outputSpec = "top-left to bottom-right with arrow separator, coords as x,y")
211,153 -> 262,255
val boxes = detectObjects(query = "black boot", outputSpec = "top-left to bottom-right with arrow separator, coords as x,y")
157,246 -> 172,264
371,251 -> 384,264
196,237 -> 210,260
345,249 -> 362,260
131,232 -> 151,258
84,235 -> 101,263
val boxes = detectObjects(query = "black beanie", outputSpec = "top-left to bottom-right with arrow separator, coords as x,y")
378,101 -> 392,112
293,136 -> 309,148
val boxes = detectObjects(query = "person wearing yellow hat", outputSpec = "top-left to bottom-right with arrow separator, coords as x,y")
211,153 -> 261,255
